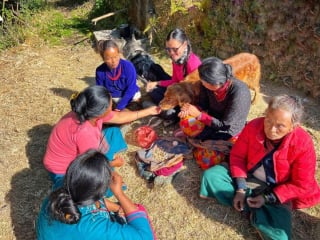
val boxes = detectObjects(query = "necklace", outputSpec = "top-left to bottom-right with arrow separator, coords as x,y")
106,65 -> 122,81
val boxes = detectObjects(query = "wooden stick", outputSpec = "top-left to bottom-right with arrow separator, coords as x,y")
91,8 -> 126,25
1,0 -> 6,27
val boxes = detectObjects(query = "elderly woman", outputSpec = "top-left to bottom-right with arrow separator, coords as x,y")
200,95 -> 320,239
37,149 -> 156,239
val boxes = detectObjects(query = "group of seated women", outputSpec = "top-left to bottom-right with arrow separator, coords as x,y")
36,28 -> 320,240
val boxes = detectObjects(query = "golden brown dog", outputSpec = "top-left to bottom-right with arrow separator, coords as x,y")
159,53 -> 261,110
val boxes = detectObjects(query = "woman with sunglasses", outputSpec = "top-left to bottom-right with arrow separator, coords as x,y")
37,149 -> 156,240
43,85 -> 161,189
200,94 -> 320,239
145,28 -> 201,122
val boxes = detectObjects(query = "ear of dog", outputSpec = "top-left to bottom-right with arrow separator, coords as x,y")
178,94 -> 192,107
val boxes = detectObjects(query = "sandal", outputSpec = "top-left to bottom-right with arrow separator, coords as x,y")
173,128 -> 186,138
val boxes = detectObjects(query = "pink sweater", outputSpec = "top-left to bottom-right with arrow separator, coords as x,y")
159,52 -> 201,87
43,111 -> 115,174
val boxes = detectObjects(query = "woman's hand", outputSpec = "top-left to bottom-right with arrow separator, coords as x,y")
247,195 -> 265,208
109,172 -> 124,196
146,82 -> 158,92
110,172 -> 139,214
233,190 -> 246,212
178,103 -> 201,118
146,106 -> 162,115
103,198 -> 124,216
110,155 -> 125,168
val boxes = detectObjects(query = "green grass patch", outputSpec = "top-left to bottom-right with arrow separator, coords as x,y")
31,10 -> 85,45
0,1 -> 93,50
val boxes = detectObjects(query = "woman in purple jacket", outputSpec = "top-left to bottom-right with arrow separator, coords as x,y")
96,40 -> 141,111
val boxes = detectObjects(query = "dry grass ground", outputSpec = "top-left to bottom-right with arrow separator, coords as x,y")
0,38 -> 319,240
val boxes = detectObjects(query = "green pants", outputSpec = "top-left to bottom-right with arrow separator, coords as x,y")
200,164 -> 292,240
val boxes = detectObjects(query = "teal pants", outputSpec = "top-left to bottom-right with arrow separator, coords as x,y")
102,126 -> 128,197
200,164 -> 292,240
102,126 -> 128,161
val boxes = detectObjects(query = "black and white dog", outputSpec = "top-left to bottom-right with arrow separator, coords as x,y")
122,32 -> 171,82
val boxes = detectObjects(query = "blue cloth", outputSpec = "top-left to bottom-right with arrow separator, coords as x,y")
36,198 -> 155,240
96,59 -> 140,110
48,172 -> 64,190
102,126 -> 127,161
248,146 -> 278,186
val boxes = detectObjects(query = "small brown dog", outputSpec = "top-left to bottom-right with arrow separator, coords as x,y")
159,53 -> 261,110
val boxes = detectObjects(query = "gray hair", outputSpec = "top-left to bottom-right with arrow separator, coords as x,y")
266,95 -> 304,126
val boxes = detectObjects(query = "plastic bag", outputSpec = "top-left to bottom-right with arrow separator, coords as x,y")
134,117 -> 163,149
134,126 -> 158,149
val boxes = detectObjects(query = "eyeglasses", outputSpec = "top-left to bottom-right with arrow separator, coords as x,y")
165,42 -> 184,53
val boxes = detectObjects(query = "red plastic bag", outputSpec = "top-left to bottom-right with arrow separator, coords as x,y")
135,126 -> 157,149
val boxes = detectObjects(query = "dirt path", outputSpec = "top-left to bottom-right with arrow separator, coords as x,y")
0,41 -> 319,239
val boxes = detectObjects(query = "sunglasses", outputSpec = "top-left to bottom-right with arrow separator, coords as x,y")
165,42 -> 184,53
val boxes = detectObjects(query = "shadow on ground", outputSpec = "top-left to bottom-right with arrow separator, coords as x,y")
6,124 -> 52,239
49,75 -> 95,101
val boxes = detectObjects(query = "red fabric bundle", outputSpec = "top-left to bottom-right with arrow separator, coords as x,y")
135,126 -> 158,149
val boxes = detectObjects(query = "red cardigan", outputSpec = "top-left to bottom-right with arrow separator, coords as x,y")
230,117 -> 320,209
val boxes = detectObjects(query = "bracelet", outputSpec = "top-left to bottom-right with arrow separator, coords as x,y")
236,189 -> 246,193
235,178 -> 247,190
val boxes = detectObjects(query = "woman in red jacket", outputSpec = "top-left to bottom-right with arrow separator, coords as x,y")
200,94 -> 320,239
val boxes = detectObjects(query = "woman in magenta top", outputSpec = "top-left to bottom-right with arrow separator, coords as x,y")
145,28 -> 201,121
43,85 -> 161,187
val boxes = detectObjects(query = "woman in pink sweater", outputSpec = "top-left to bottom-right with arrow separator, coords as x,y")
43,85 -> 161,188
